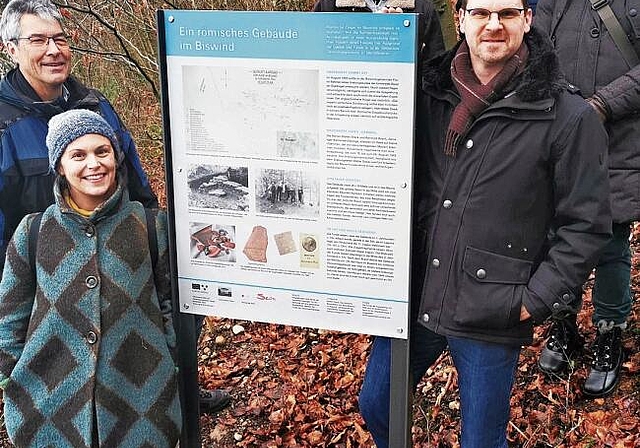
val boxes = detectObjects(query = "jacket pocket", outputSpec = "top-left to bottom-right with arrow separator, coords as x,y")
454,246 -> 532,331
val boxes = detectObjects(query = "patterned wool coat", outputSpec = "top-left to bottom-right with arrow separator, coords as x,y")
0,177 -> 181,448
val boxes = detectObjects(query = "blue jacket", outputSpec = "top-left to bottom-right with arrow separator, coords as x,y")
0,68 -> 158,274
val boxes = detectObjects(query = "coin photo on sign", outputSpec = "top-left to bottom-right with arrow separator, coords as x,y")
302,236 -> 317,253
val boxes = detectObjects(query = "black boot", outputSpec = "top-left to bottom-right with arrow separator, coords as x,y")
538,317 -> 584,375
582,324 -> 624,398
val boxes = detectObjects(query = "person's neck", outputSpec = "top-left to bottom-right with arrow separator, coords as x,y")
470,61 -> 501,85
34,83 -> 63,102
18,69 -> 64,101
64,191 -> 94,217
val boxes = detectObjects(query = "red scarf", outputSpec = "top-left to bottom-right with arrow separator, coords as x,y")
445,41 -> 529,157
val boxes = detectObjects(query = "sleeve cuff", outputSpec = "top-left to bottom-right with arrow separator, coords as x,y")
522,284 -> 579,325
588,94 -> 611,122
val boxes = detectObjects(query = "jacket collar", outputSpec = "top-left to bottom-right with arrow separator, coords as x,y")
422,27 -> 566,103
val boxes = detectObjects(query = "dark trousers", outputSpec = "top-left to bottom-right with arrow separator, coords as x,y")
591,222 -> 632,325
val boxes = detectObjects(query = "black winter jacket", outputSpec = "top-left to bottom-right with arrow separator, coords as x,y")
536,0 -> 640,223
414,29 -> 612,346
0,69 -> 158,274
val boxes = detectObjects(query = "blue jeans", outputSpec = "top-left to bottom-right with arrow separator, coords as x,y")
359,330 -> 520,448
359,326 -> 446,448
448,337 -> 520,448
591,222 -> 632,325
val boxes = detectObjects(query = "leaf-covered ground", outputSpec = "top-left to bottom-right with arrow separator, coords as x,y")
198,226 -> 640,447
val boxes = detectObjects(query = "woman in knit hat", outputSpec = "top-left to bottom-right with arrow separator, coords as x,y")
0,109 -> 181,448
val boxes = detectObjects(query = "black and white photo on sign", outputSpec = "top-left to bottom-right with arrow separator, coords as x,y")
256,168 -> 320,218
187,164 -> 249,211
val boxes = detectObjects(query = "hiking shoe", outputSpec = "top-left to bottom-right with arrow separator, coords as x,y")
538,317 -> 583,375
199,388 -> 231,414
583,325 -> 624,398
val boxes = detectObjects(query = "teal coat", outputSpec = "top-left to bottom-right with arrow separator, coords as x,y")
0,178 -> 181,447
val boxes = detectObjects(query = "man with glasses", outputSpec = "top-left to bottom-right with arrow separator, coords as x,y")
358,0 -> 612,445
0,0 -> 157,266
0,0 -> 231,418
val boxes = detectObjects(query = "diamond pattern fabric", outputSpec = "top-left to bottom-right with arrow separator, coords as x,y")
0,182 -> 180,447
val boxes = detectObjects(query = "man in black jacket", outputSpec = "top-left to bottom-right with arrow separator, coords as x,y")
534,0 -> 639,398
358,0 -> 612,445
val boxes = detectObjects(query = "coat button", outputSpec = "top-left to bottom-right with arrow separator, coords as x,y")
553,302 -> 560,310
465,139 -> 474,149
562,293 -> 571,301
432,258 -> 440,268
85,276 -> 99,289
476,269 -> 486,279
86,331 -> 98,344
422,313 -> 429,323
630,8 -> 637,16
590,27 -> 600,38
443,199 -> 453,209
84,226 -> 95,238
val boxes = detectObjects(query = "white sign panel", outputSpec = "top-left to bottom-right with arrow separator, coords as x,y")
161,11 -> 417,338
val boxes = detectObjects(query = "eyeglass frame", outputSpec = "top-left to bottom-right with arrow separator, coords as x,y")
464,7 -> 527,22
11,33 -> 70,49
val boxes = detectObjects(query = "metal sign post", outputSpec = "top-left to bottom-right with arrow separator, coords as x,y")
390,338 -> 412,447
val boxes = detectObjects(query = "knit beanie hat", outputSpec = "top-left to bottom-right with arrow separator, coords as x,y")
46,109 -> 122,171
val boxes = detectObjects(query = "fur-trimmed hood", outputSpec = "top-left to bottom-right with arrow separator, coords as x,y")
422,26 -> 566,102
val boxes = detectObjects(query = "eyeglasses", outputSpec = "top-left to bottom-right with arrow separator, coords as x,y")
465,7 -> 525,22
13,33 -> 69,49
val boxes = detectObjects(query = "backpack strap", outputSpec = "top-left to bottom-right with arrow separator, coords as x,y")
589,0 -> 640,68
28,212 -> 44,273
144,208 -> 158,271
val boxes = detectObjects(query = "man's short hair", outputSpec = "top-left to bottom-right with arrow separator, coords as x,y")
457,0 -> 530,10
0,0 -> 63,44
